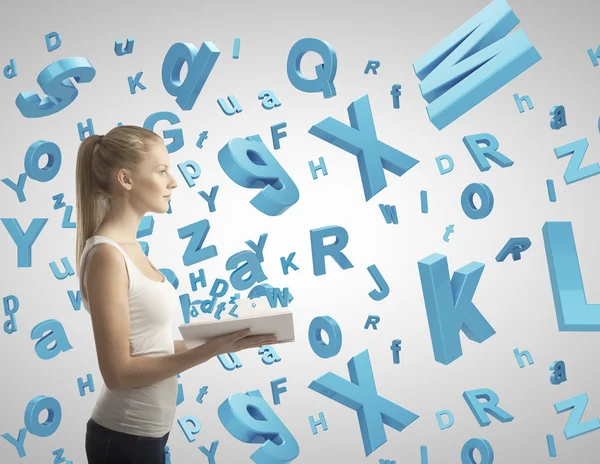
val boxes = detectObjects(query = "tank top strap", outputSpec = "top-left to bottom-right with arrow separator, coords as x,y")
81,235 -> 135,296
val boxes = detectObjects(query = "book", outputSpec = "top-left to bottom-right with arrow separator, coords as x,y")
178,297 -> 295,350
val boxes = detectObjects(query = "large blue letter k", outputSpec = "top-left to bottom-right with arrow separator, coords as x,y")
418,253 -> 496,365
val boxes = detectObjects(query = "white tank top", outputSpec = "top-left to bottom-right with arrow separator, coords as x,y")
78,235 -> 179,438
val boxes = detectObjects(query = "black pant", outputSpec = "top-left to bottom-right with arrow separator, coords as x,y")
85,418 -> 170,464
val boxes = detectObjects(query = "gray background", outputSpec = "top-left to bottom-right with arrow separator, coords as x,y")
1,0 -> 600,462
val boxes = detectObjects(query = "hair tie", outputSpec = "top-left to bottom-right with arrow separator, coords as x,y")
98,135 -> 104,143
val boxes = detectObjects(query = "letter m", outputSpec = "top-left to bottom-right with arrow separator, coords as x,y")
412,0 -> 541,130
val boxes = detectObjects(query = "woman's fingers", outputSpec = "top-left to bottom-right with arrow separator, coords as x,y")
226,329 -> 252,342
233,334 -> 277,350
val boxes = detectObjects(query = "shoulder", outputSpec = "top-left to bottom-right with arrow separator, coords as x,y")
85,244 -> 129,290
86,243 -> 124,267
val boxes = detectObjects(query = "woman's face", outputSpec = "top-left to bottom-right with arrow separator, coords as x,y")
127,142 -> 178,213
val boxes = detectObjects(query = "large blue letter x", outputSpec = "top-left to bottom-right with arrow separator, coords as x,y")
308,349 -> 419,456
308,94 -> 419,202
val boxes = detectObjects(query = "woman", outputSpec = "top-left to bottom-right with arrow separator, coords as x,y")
75,125 -> 276,464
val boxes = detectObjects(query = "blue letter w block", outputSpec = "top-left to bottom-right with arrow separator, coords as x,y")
308,350 -> 419,456
412,0 -> 541,130
542,222 -> 600,331
309,94 -> 419,202
418,253 -> 496,365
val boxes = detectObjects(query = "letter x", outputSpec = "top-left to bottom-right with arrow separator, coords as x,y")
308,349 -> 419,456
309,94 -> 419,201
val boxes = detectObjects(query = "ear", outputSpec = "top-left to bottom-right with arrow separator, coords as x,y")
116,168 -> 134,191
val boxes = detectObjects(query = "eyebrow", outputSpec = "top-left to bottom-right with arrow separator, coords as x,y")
157,164 -> 169,168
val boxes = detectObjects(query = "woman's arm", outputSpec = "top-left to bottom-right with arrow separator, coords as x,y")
174,339 -> 188,353
85,246 -> 275,391
86,246 -> 214,391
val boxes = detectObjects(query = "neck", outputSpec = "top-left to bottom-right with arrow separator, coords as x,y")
96,199 -> 146,243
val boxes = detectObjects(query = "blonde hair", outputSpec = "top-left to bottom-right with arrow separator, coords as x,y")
75,125 -> 163,275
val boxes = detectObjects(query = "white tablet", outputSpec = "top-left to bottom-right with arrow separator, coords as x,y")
178,297 -> 295,350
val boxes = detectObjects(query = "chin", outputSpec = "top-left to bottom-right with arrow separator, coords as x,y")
150,201 -> 170,214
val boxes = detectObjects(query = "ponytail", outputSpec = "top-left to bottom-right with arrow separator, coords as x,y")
75,135 -> 107,275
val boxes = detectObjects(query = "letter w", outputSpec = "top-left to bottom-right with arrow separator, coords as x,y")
379,204 -> 398,224
412,0 -> 541,130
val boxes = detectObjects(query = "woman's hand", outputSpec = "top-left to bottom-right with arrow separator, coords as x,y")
198,329 -> 277,359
